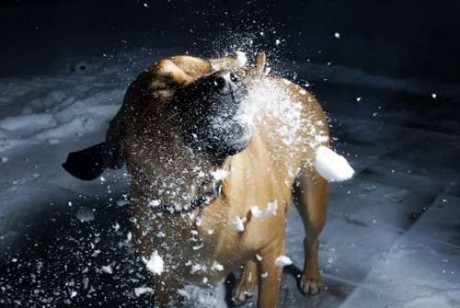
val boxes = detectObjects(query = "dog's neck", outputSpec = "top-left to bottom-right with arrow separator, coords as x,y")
129,131 -> 232,211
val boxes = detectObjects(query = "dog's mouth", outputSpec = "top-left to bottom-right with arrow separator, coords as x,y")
172,69 -> 253,160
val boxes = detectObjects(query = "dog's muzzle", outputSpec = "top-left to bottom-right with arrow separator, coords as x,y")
173,69 -> 252,160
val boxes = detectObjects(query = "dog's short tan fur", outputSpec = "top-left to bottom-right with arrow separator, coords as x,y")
104,54 -> 329,307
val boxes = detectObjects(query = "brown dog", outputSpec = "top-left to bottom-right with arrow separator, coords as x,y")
63,52 -> 329,307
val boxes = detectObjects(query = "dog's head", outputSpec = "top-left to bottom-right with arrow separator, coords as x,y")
172,69 -> 252,160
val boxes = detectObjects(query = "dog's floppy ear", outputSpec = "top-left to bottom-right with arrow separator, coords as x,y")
148,56 -> 213,91
254,51 -> 266,77
169,56 -> 213,79
62,142 -> 109,181
209,56 -> 241,71
243,51 -> 267,87
209,52 -> 266,76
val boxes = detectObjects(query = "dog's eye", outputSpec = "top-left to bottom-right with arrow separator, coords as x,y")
229,72 -> 240,82
214,76 -> 227,89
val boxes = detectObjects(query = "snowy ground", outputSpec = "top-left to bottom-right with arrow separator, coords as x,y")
0,49 -> 459,307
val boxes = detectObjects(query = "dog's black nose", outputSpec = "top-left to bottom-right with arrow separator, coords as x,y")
213,70 -> 241,92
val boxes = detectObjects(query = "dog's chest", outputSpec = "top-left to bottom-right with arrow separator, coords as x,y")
131,135 -> 301,284
135,209 -> 230,284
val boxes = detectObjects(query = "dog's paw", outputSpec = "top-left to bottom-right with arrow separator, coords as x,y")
298,275 -> 323,296
231,288 -> 254,306
231,275 -> 256,307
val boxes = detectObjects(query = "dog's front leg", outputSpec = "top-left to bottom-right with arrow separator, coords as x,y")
256,239 -> 285,308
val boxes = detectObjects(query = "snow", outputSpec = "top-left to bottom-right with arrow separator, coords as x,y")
148,199 -> 161,207
116,198 -> 129,207
75,207 -> 95,222
211,261 -> 224,272
101,265 -> 113,274
134,286 -> 154,297
315,134 -> 329,143
178,284 -> 227,307
142,251 -> 164,276
190,263 -> 207,274
315,146 -> 355,182
232,216 -> 245,232
235,51 -> 247,67
250,200 -> 278,218
275,255 -> 293,268
210,169 -> 229,181
0,114 -> 57,133
237,78 -> 306,148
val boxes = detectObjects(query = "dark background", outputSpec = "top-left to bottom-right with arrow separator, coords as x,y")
1,1 -> 460,307
1,0 -> 460,83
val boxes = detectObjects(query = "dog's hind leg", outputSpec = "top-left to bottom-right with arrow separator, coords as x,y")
293,170 -> 328,295
232,259 -> 258,306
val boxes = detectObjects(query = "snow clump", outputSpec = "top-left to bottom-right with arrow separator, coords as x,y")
315,146 -> 354,182
134,287 -> 154,297
235,51 -> 248,67
142,250 -> 164,276
275,255 -> 293,268
232,216 -> 245,232
250,200 -> 278,218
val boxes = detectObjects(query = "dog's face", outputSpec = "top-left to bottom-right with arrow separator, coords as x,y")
172,69 -> 252,160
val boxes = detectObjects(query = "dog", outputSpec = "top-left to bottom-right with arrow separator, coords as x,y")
63,52 -> 330,307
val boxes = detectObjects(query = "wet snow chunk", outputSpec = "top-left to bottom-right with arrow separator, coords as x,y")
148,199 -> 161,207
315,146 -> 354,182
236,51 -> 247,67
190,263 -> 207,274
211,261 -> 224,272
211,169 -> 229,181
0,114 -> 57,133
250,200 -> 278,218
75,207 -> 95,222
232,216 -> 245,232
116,199 -> 129,207
134,287 -> 154,297
275,255 -> 293,268
101,265 -> 113,274
142,251 -> 164,276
